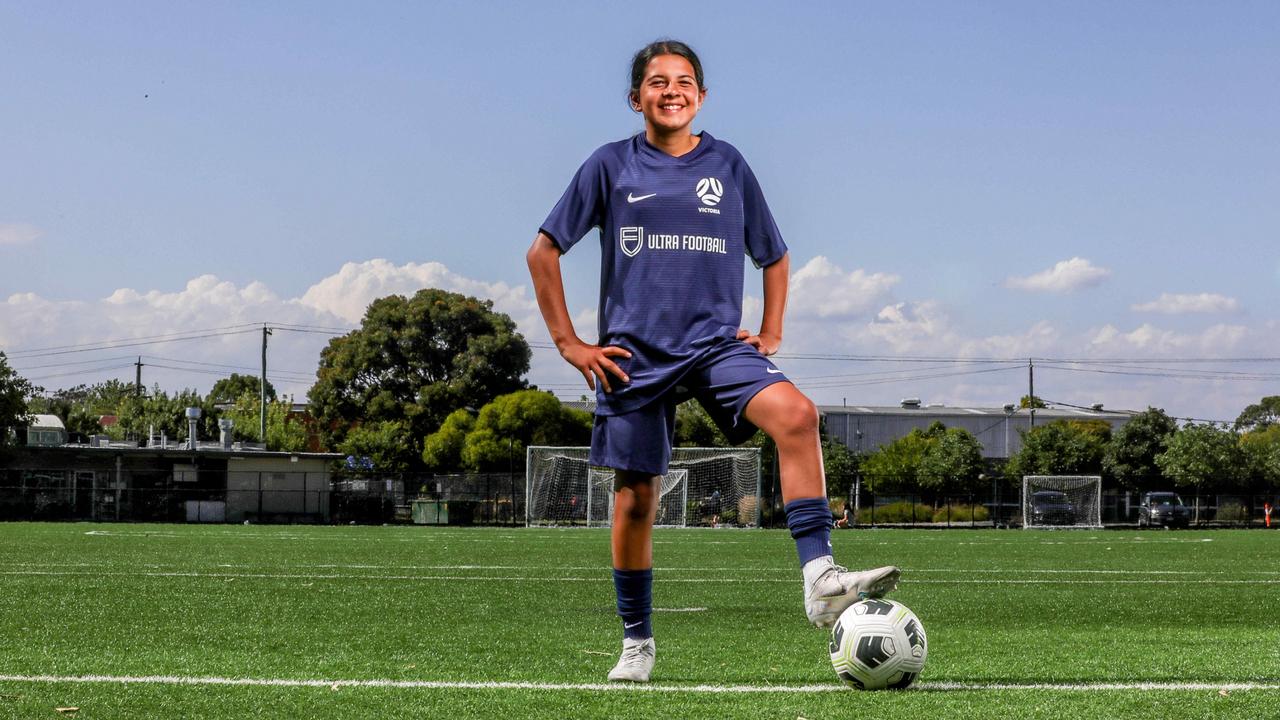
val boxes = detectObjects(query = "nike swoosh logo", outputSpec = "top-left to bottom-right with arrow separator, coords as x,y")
627,192 -> 657,203
766,368 -> 783,374
624,621 -> 643,629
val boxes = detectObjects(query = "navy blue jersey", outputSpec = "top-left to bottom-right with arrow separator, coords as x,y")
541,132 -> 787,415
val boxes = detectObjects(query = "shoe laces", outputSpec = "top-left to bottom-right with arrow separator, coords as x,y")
620,642 -> 652,664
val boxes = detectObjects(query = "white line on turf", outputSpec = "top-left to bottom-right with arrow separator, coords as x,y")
0,674 -> 1276,693
8,562 -> 1280,577
3,570 -> 1278,585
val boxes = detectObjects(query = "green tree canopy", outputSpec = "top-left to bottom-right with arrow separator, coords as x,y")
309,288 -> 531,470
338,420 -> 412,472
674,400 -> 731,447
1103,407 -> 1177,489
221,392 -> 308,452
108,386 -> 222,443
917,427 -> 986,493
0,352 -> 35,448
1234,396 -> 1280,432
421,390 -> 591,472
860,422 -> 947,493
1019,395 -> 1047,409
1240,425 -> 1280,489
29,380 -> 136,438
209,374 -> 276,405
1155,423 -> 1246,491
1009,420 -> 1110,479
421,408 -> 477,471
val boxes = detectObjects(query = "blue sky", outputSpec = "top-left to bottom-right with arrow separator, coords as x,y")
2,1 -> 1277,423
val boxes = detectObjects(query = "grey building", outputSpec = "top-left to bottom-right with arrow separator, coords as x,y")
821,400 -> 1134,459
2,441 -> 340,523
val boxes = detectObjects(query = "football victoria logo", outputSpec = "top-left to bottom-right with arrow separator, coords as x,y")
696,177 -> 723,206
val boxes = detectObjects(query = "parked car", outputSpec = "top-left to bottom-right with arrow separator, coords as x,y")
1030,490 -> 1076,526
1138,491 -> 1191,528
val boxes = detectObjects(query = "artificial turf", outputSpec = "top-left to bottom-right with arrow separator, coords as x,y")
1,522 -> 1277,718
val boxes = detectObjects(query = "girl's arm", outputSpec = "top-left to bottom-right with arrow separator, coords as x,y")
738,251 -> 789,356
526,232 -> 631,392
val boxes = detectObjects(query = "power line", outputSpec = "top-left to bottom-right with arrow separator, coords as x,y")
25,363 -> 138,383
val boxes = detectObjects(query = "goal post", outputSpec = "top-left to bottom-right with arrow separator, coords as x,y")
1021,475 -> 1103,529
526,446 -> 762,528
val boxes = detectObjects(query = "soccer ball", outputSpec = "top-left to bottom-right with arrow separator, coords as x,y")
829,598 -> 927,690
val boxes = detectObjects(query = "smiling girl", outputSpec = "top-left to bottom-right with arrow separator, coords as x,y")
527,40 -> 900,683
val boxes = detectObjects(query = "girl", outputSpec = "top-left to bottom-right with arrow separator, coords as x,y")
526,40 -> 899,683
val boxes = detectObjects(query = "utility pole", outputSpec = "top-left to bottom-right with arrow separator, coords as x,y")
1028,358 -> 1036,428
134,357 -> 143,397
261,325 -> 272,444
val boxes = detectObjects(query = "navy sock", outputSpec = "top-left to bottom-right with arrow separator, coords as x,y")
785,497 -> 834,566
613,568 -> 653,640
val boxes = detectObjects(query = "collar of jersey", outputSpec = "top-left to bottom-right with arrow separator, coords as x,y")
636,131 -> 715,162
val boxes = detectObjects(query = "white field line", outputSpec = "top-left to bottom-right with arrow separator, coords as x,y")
2,569 -> 1278,585
71,529 -> 1238,548
5,561 -> 1279,577
0,673 -> 1277,693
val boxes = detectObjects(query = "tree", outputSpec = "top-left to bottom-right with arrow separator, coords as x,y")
209,374 -> 276,405
1009,420 -> 1109,479
1234,396 -> 1280,432
918,427 -> 986,493
455,390 -> 591,471
309,289 -> 530,468
1019,395 -> 1047,409
1238,425 -> 1280,489
421,409 -> 476,471
29,380 -> 138,438
822,437 -> 859,496
221,392 -> 308,452
338,420 -> 412,472
1156,423 -> 1246,492
108,386 -> 222,443
0,352 -> 34,448
860,423 -> 947,493
674,400 -> 731,447
1103,407 -> 1177,489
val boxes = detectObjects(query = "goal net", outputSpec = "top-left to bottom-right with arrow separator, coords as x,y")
526,446 -> 761,528
1021,475 -> 1102,529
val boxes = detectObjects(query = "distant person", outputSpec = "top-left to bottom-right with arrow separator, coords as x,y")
527,39 -> 900,683
835,501 -> 853,529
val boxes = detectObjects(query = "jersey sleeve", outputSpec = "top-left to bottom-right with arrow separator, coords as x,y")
738,160 -> 788,268
539,148 -> 609,253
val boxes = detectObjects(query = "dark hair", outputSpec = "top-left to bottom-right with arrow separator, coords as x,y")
628,40 -> 705,108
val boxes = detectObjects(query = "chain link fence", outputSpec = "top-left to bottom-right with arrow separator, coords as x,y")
0,466 -> 1275,528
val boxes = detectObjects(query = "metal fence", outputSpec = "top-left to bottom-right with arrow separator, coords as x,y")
1,466 -> 1275,528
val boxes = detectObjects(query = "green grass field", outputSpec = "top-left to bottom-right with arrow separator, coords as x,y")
1,523 -> 1278,719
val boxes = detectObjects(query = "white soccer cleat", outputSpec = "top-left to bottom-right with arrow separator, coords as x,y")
803,558 -> 901,628
607,637 -> 656,683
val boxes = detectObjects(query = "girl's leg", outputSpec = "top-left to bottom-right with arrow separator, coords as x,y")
608,471 -> 659,682
612,471 -> 659,570
744,381 -> 899,626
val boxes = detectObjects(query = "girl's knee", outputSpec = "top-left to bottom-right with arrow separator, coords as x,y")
775,395 -> 819,438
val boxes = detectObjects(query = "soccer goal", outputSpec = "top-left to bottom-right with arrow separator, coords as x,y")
525,446 -> 761,528
1021,475 -> 1103,529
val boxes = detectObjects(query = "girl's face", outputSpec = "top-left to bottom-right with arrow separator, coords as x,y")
632,54 -> 706,136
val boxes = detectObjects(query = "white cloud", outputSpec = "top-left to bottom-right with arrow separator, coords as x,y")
1089,322 -> 1249,354
1005,257 -> 1111,293
788,256 -> 900,319
0,223 -> 41,246
2,258 -> 1276,423
299,259 -> 540,331
1131,292 -> 1240,314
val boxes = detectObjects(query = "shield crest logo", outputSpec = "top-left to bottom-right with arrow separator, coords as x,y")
619,226 -> 643,258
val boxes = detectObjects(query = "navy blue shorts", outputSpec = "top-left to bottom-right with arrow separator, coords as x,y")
589,340 -> 789,476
